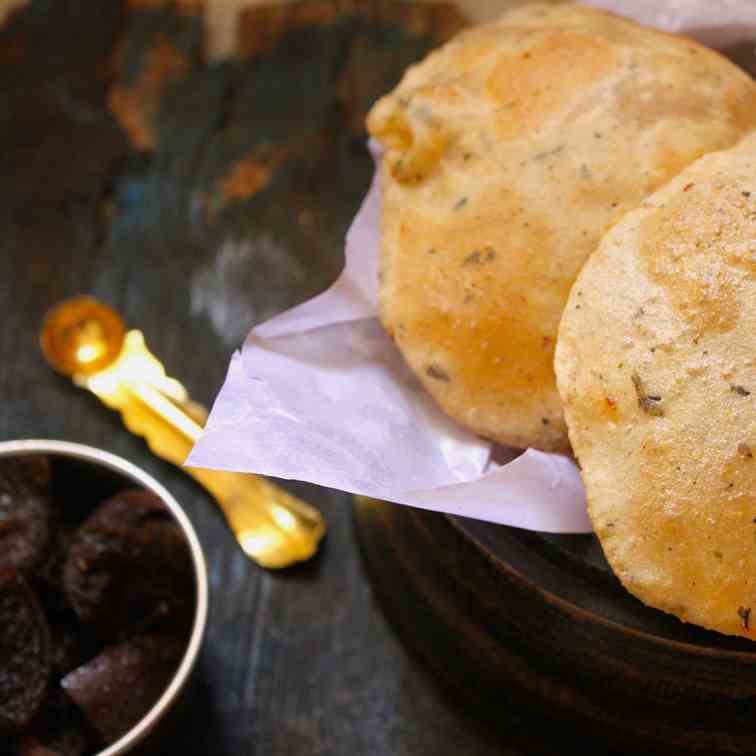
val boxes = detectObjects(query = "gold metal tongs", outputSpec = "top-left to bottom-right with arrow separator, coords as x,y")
40,296 -> 325,568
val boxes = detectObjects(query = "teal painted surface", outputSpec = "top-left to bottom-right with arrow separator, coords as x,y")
0,2 -> 513,754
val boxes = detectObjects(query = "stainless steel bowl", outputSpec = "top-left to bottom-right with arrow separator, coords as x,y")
0,439 -> 209,756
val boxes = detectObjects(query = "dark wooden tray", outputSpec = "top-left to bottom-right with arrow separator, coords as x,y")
354,499 -> 756,755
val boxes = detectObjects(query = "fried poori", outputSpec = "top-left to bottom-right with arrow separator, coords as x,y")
368,2 -> 756,451
556,132 -> 756,639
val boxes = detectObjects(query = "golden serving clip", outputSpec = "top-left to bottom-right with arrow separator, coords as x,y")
40,296 -> 325,568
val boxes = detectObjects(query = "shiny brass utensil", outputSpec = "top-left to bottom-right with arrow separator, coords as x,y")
41,296 -> 325,568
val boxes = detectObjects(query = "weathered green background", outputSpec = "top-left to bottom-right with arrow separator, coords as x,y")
0,2 -> 524,754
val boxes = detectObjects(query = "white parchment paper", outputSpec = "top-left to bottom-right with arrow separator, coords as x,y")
188,1 -> 756,533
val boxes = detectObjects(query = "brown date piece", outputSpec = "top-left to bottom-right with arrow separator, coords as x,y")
10,688 -> 93,756
61,633 -> 185,744
63,489 -> 194,640
33,523 -> 77,618
7,729 -> 89,756
0,568 -> 52,734
0,457 -> 53,575
49,612 -> 97,679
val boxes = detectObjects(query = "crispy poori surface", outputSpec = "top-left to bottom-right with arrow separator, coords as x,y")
368,2 -> 756,451
556,132 -> 756,639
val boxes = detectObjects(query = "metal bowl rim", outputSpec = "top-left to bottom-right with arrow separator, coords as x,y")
0,439 -> 209,756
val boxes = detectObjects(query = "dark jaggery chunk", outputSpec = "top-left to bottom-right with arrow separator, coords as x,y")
49,613 -> 97,678
63,489 -> 194,640
62,634 -> 184,744
10,456 -> 52,493
32,524 -> 75,619
0,568 -> 51,734
10,729 -> 89,756
0,456 -> 53,575
12,688 -> 92,756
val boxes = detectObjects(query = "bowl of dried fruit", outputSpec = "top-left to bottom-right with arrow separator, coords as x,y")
0,439 -> 208,756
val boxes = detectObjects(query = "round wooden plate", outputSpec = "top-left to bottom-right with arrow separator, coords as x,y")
354,499 -> 756,755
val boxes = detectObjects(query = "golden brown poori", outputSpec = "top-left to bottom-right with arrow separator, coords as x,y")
367,2 -> 756,452
555,132 -> 756,639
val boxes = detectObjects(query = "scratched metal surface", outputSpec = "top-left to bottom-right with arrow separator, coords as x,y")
0,1 -> 516,754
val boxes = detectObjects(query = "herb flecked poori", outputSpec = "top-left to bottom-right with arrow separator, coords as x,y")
556,132 -> 756,639
368,2 -> 756,452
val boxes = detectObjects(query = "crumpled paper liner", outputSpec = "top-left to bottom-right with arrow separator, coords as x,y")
188,0 -> 756,533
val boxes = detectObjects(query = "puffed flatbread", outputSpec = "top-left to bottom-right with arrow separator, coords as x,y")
367,2 -> 756,452
556,131 -> 756,639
